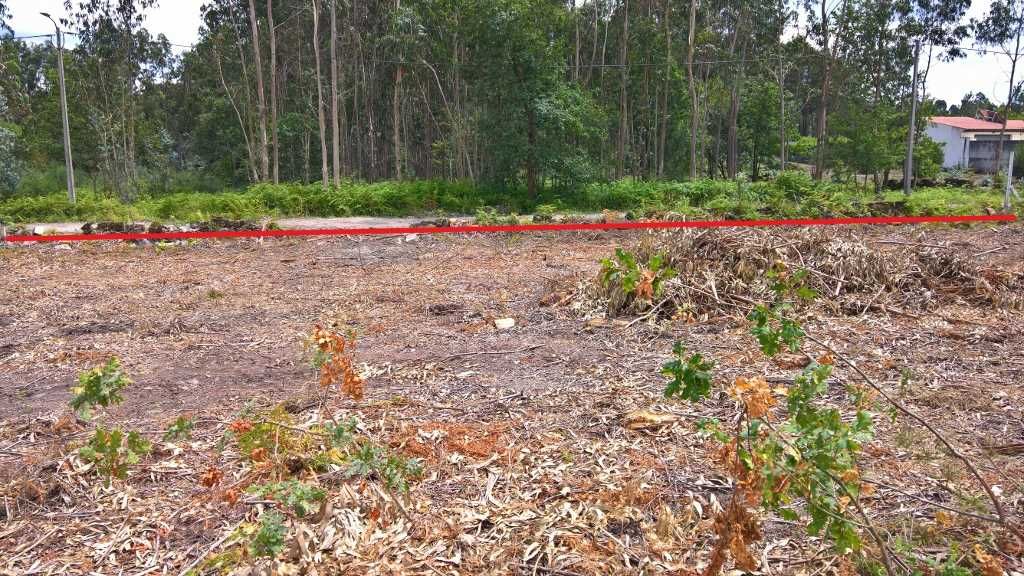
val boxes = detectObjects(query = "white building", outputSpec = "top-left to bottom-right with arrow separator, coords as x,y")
926,116 -> 1024,173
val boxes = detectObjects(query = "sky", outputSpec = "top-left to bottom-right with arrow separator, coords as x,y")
5,0 -> 1016,108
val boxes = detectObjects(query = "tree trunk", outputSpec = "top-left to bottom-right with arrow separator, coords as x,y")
393,0 -> 403,181
312,0 -> 330,188
267,0 -> 279,183
393,65 -> 403,179
573,1 -> 581,82
778,54 -> 786,171
657,0 -> 670,178
616,0 -> 629,180
687,0 -> 698,180
726,17 -> 745,180
213,44 -> 257,183
330,0 -> 341,185
526,103 -> 538,199
995,25 -> 1022,203
814,0 -> 830,181
247,0 -> 270,182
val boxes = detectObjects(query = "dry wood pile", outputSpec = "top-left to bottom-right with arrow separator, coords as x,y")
582,228 -> 1024,319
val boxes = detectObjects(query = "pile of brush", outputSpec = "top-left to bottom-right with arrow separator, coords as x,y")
583,228 -> 1022,319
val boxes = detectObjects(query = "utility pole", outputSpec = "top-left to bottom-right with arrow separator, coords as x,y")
42,12 -> 76,204
904,40 -> 921,196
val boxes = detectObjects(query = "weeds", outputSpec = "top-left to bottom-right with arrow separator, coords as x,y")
70,358 -> 131,419
346,442 -> 423,493
599,248 -> 676,304
4,179 -> 1015,225
247,480 -> 326,518
473,206 -> 520,225
163,416 -> 194,442
248,510 -> 288,558
79,427 -> 152,485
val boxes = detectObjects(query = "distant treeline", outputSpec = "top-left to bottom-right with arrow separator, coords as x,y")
0,0 -> 1022,200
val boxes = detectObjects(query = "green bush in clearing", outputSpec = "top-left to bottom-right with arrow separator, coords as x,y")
901,188 -> 1006,216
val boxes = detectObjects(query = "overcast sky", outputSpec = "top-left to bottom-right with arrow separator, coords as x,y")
5,0 -> 1014,108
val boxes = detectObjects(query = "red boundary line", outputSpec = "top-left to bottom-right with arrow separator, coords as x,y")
2,214 -> 1016,243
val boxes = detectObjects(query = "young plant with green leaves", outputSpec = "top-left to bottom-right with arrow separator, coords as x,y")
346,442 -> 424,493
661,266 -> 887,574
247,480 -> 326,518
163,416 -> 195,442
248,511 -> 287,559
70,358 -> 131,418
661,343 -> 715,402
79,427 -> 152,485
599,248 -> 676,303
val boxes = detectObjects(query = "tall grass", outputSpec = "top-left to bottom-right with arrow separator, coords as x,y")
0,174 -> 1016,224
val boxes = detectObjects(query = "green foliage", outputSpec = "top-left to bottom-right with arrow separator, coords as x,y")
661,342 -> 715,401
756,362 -> 875,551
532,204 -> 558,222
599,248 -> 676,301
748,269 -> 815,356
473,206 -> 519,225
246,481 -> 326,518
789,136 -> 819,163
899,188 -> 1008,216
70,358 -> 131,419
664,267 -> 875,557
324,418 -> 359,449
163,416 -> 194,442
346,443 -> 424,493
913,137 -> 944,181
248,511 -> 287,559
2,179 -> 1018,226
79,427 -> 152,485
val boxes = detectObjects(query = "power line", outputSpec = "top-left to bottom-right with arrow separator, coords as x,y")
10,33 -> 55,40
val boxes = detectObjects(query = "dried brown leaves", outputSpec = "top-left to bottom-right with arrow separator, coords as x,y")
310,326 -> 365,400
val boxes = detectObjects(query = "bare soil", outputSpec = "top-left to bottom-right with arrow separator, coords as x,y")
1,224 -> 1022,575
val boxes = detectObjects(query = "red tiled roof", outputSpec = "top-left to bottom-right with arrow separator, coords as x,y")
930,116 -> 1024,131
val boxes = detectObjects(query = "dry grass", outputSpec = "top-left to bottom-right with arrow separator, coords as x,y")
1,225 -> 1022,575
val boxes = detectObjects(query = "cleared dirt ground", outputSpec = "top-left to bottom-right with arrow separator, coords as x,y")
1,224 -> 1022,575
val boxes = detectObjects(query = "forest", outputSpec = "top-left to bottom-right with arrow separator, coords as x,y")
0,0 -> 1022,221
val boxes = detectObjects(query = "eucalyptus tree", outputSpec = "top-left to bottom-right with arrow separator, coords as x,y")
247,0 -> 270,181
0,1 -> 11,36
974,0 -> 1024,203
63,0 -> 173,197
804,0 -> 854,180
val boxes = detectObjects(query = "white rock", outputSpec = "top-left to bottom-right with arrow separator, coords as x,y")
494,318 -> 515,330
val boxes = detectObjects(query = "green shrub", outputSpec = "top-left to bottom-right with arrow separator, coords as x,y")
71,358 -> 131,419
247,480 -> 326,517
533,203 -> 559,222
79,427 -> 152,485
902,188 -> 1005,216
249,511 -> 287,558
3,177 -> 1016,224
474,206 -> 519,225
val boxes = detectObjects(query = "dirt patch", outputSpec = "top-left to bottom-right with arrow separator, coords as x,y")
0,224 -> 1022,575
